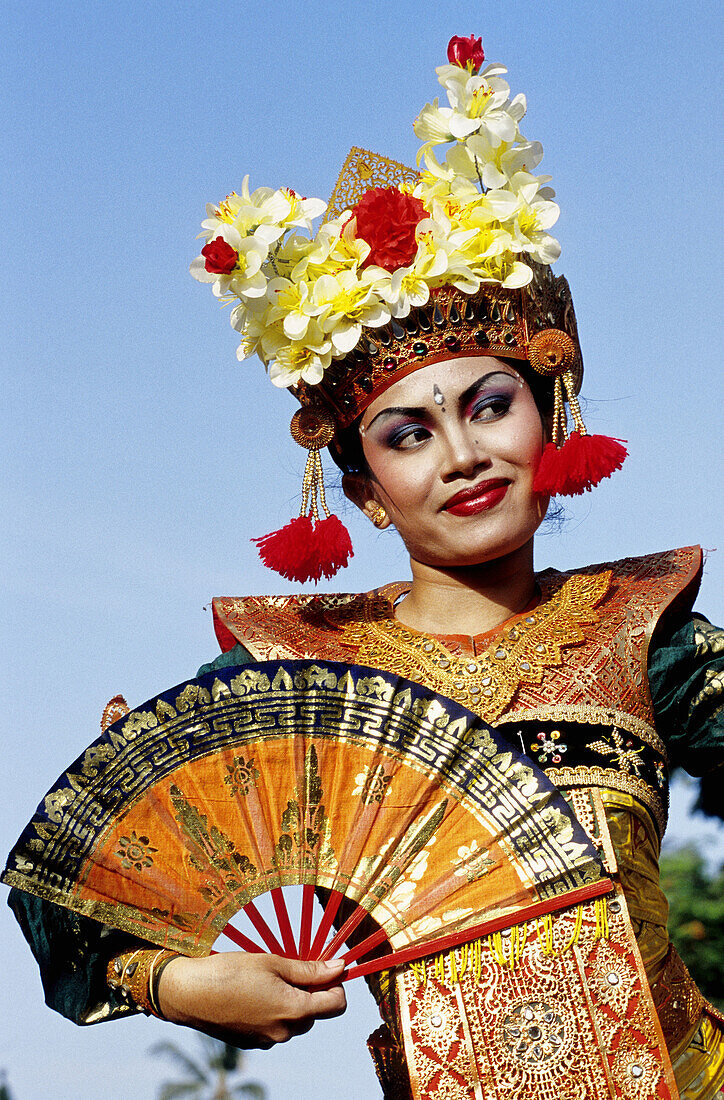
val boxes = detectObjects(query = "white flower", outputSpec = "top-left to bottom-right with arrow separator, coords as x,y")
508,190 -> 561,265
267,321 -> 332,387
313,269 -> 391,354
377,264 -> 432,319
415,67 -> 521,154
266,277 -> 320,341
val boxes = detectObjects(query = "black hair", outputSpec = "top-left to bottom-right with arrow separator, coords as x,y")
328,358 -> 554,477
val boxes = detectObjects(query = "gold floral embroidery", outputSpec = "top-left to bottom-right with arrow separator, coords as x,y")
587,728 -> 646,776
223,754 -> 261,796
336,571 -> 611,723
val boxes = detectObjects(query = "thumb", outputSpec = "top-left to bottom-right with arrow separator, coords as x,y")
275,956 -> 345,987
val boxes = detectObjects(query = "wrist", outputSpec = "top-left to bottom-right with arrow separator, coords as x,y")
155,953 -> 197,1024
107,947 -> 181,1018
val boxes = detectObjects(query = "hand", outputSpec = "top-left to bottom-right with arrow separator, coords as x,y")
157,951 -> 347,1049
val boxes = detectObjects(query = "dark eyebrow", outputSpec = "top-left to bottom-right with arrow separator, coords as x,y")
364,370 -> 519,431
364,405 -> 430,431
458,370 -> 519,407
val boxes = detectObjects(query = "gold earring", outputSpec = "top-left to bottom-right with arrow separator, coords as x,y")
369,504 -> 388,528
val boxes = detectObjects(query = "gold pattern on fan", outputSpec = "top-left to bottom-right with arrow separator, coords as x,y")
274,745 -> 337,874
338,571 -> 611,724
325,146 -> 419,222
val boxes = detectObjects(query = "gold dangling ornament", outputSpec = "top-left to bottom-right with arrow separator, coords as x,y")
529,330 -> 628,496
252,408 -> 353,583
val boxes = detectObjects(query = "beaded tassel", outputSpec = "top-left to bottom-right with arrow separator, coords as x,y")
253,410 -> 353,583
533,369 -> 628,496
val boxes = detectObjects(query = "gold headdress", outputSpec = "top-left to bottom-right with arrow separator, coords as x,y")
192,34 -> 626,581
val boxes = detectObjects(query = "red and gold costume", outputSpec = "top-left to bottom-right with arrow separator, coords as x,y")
211,546 -> 724,1098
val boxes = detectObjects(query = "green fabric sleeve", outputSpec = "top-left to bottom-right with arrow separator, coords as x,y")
7,888 -> 144,1024
197,641 -> 254,677
648,613 -> 724,776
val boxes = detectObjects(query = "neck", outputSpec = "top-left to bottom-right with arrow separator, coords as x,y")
394,539 -> 537,637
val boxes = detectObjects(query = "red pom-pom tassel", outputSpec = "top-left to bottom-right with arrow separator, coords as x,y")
533,432 -> 628,496
252,514 -> 353,583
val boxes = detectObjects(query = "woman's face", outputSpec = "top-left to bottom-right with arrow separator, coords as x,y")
350,356 -> 548,569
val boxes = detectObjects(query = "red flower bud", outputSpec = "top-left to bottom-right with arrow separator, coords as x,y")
201,237 -> 238,275
353,187 -> 427,272
447,34 -> 485,73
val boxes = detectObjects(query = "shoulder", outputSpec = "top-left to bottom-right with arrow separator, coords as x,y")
210,584 -> 405,662
537,545 -> 702,593
537,546 -> 703,630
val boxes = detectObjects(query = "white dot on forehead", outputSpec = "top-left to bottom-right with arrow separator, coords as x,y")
433,384 -> 445,405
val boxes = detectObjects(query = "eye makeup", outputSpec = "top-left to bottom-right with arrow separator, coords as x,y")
384,420 -> 432,450
464,372 -> 524,423
362,369 -> 527,449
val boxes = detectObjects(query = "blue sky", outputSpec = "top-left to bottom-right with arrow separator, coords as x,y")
2,2 -> 722,1096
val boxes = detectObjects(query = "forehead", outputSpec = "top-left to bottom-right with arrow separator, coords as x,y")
361,356 -> 523,419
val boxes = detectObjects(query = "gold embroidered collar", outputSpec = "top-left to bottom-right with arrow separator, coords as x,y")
334,570 -> 612,723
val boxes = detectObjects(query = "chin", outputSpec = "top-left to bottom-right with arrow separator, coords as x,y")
415,535 -> 535,571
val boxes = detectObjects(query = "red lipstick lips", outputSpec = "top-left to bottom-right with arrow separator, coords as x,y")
444,478 -> 510,516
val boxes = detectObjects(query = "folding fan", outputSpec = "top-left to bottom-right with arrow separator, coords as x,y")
3,660 -> 611,980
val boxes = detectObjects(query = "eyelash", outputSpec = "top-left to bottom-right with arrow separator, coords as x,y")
386,392 -> 514,449
470,392 -> 513,421
387,424 -> 431,449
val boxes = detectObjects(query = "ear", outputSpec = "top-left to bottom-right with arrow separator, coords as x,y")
342,474 -> 391,529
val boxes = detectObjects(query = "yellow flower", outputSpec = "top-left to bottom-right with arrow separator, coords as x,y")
313,269 -> 390,354
266,277 -> 320,341
267,321 -> 332,387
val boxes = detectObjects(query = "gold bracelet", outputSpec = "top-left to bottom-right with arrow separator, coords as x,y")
107,947 -> 180,1017
148,950 -> 181,1018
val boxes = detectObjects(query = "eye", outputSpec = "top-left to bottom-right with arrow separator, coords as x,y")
470,393 -> 512,422
387,424 -> 431,450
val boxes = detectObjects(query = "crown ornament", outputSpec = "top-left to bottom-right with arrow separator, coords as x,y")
192,34 -> 626,581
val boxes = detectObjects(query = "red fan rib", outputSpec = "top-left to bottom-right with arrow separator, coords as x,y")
271,887 -> 298,956
299,884 -> 315,959
243,899 -> 286,955
221,922 -> 265,954
309,890 -> 344,958
343,877 -> 614,980
319,903 -> 369,962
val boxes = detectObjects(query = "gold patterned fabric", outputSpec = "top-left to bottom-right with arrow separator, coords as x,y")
213,547 -> 702,734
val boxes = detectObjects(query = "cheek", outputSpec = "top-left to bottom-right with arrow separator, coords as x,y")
362,443 -> 433,508
508,408 -> 546,469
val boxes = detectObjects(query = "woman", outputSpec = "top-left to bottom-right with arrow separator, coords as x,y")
5,33 -> 724,1099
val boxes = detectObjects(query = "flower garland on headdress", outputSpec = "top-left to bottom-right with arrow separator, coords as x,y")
192,34 -> 626,582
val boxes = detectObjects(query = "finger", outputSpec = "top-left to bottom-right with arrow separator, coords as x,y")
287,1016 -> 316,1039
305,983 -> 347,1020
275,956 -> 346,988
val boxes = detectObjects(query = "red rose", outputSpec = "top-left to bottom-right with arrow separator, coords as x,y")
201,237 -> 238,274
353,187 -> 427,272
447,34 -> 485,73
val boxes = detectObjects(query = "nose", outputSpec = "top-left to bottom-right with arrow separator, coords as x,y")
438,422 -> 490,482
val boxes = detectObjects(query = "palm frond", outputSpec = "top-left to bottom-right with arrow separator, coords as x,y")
149,1040 -> 208,1083
158,1083 -> 203,1100
233,1083 -> 266,1099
